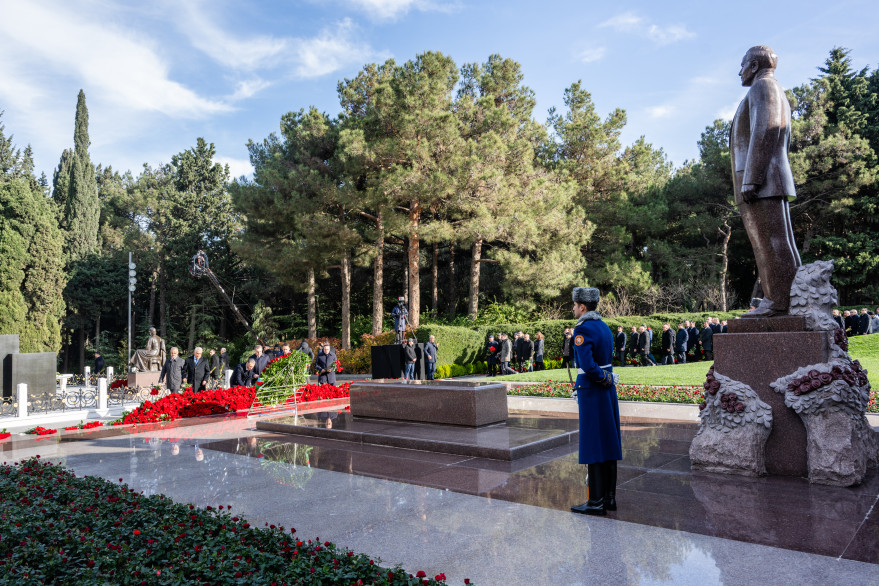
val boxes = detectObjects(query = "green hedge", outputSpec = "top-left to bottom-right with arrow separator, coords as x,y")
419,311 -> 744,369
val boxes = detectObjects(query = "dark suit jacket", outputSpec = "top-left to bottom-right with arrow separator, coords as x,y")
219,352 -> 230,372
424,341 -> 438,362
833,315 -> 844,330
628,332 -> 639,353
675,329 -> 688,353
730,71 -> 796,204
859,314 -> 872,335
700,328 -> 714,352
661,329 -> 674,353
637,332 -> 650,354
209,354 -> 220,377
249,353 -> 270,375
94,356 -> 105,373
687,327 -> 700,350
159,356 -> 184,389
231,362 -> 255,387
313,349 -> 337,385
183,356 -> 210,390
615,331 -> 627,352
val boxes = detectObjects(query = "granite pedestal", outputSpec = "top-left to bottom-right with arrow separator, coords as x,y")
0,334 -> 21,399
715,316 -> 832,476
128,371 -> 162,389
351,379 -> 508,427
10,352 -> 57,404
370,344 -> 425,379
257,380 -> 575,460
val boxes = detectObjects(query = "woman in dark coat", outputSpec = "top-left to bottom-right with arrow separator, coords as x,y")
569,287 -> 622,517
312,342 -> 337,385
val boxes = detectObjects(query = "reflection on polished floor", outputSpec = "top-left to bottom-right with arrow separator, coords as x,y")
4,412 -> 878,584
205,411 -> 879,565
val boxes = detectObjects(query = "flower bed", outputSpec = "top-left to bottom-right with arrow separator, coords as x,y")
506,379 -> 879,412
63,421 -> 105,431
0,457 -> 457,584
507,380 -> 708,404
24,426 -> 58,436
122,382 -> 353,425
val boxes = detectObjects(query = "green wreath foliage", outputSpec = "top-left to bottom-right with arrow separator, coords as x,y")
255,351 -> 311,407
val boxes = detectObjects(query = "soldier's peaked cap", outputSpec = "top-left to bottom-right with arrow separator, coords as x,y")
572,287 -> 600,305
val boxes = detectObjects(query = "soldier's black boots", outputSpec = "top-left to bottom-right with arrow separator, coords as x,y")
605,460 -> 617,511
571,463 -> 606,516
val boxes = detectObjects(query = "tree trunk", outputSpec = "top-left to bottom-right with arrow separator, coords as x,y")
187,305 -> 197,353
407,202 -> 421,328
446,246 -> 456,319
307,267 -> 317,339
718,219 -> 731,312
341,250 -> 352,350
468,239 -> 482,320
403,242 -> 409,305
372,214 -> 384,336
95,313 -> 101,354
158,263 -> 168,338
63,333 -> 70,373
78,322 -> 85,374
432,242 -> 439,315
219,310 -> 227,340
148,269 -> 157,327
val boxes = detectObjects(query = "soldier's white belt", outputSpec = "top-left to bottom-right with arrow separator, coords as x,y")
576,364 -> 611,375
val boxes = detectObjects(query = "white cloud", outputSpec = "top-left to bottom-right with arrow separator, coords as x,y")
598,11 -> 695,45
577,47 -> 607,63
599,11 -> 644,32
647,105 -> 674,118
228,78 -> 274,101
215,155 -> 254,179
717,99 -> 742,121
345,0 -> 457,21
293,19 -> 372,79
647,24 -> 695,45
0,2 -> 229,118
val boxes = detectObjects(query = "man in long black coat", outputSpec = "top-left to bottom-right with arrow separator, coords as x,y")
687,321 -> 700,354
562,330 -> 574,368
313,342 -> 338,384
486,335 -> 499,376
249,345 -> 270,376
859,308 -> 873,335
615,326 -> 627,367
94,352 -> 105,375
628,326 -> 639,366
183,347 -> 210,392
675,323 -> 688,364
700,322 -> 714,361
661,324 -> 675,365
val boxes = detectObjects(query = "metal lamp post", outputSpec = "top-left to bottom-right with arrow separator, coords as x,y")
127,253 -> 136,366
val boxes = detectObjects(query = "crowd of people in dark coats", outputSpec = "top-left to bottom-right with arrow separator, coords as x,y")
835,308 -> 879,336
484,331 -> 546,376
150,339 -> 342,394
612,318 -> 728,367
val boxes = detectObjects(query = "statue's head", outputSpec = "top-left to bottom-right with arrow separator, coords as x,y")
149,327 -> 157,335
740,45 -> 777,87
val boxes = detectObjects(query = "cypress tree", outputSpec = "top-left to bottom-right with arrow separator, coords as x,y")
55,90 -> 100,260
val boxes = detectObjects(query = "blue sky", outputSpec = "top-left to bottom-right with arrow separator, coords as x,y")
1,0 -> 878,180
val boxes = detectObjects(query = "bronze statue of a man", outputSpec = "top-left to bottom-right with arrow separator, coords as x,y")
731,45 -> 801,318
129,327 -> 166,372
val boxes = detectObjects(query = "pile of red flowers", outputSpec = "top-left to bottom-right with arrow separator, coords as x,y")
122,382 -> 353,425
123,386 -> 257,425
25,426 -> 58,436
0,431 -> 10,441
109,379 -> 126,390
63,421 -> 105,431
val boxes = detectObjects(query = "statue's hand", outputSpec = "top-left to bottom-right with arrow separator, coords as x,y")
741,184 -> 757,202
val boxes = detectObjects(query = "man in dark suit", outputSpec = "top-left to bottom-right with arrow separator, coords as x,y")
231,358 -> 257,387
424,334 -> 439,380
661,323 -> 675,365
628,326 -> 639,366
562,329 -> 574,368
94,352 -> 105,375
486,335 -> 498,377
183,346 -> 210,392
208,349 -> 220,388
687,321 -> 700,355
859,308 -> 873,335
844,310 -> 857,336
700,321 -> 714,361
249,345 -> 270,376
637,326 -> 655,366
832,310 -> 844,330
158,346 -> 184,393
219,347 -> 230,374
615,326 -> 627,367
732,45 -> 801,318
675,323 -> 688,364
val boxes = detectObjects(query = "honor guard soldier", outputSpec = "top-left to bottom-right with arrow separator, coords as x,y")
569,287 -> 623,516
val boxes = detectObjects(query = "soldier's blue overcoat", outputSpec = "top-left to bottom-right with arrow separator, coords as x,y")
573,316 -> 623,465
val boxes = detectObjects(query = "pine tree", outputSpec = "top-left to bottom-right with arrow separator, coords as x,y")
0,114 -> 66,352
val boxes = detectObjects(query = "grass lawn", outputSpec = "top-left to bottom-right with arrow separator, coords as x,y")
493,332 -> 879,386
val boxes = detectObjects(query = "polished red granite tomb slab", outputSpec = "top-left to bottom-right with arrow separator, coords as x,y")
205,412 -> 879,564
256,412 -> 578,460
350,379 -> 508,427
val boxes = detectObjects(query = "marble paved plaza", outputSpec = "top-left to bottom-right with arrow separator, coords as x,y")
3,413 -> 879,584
